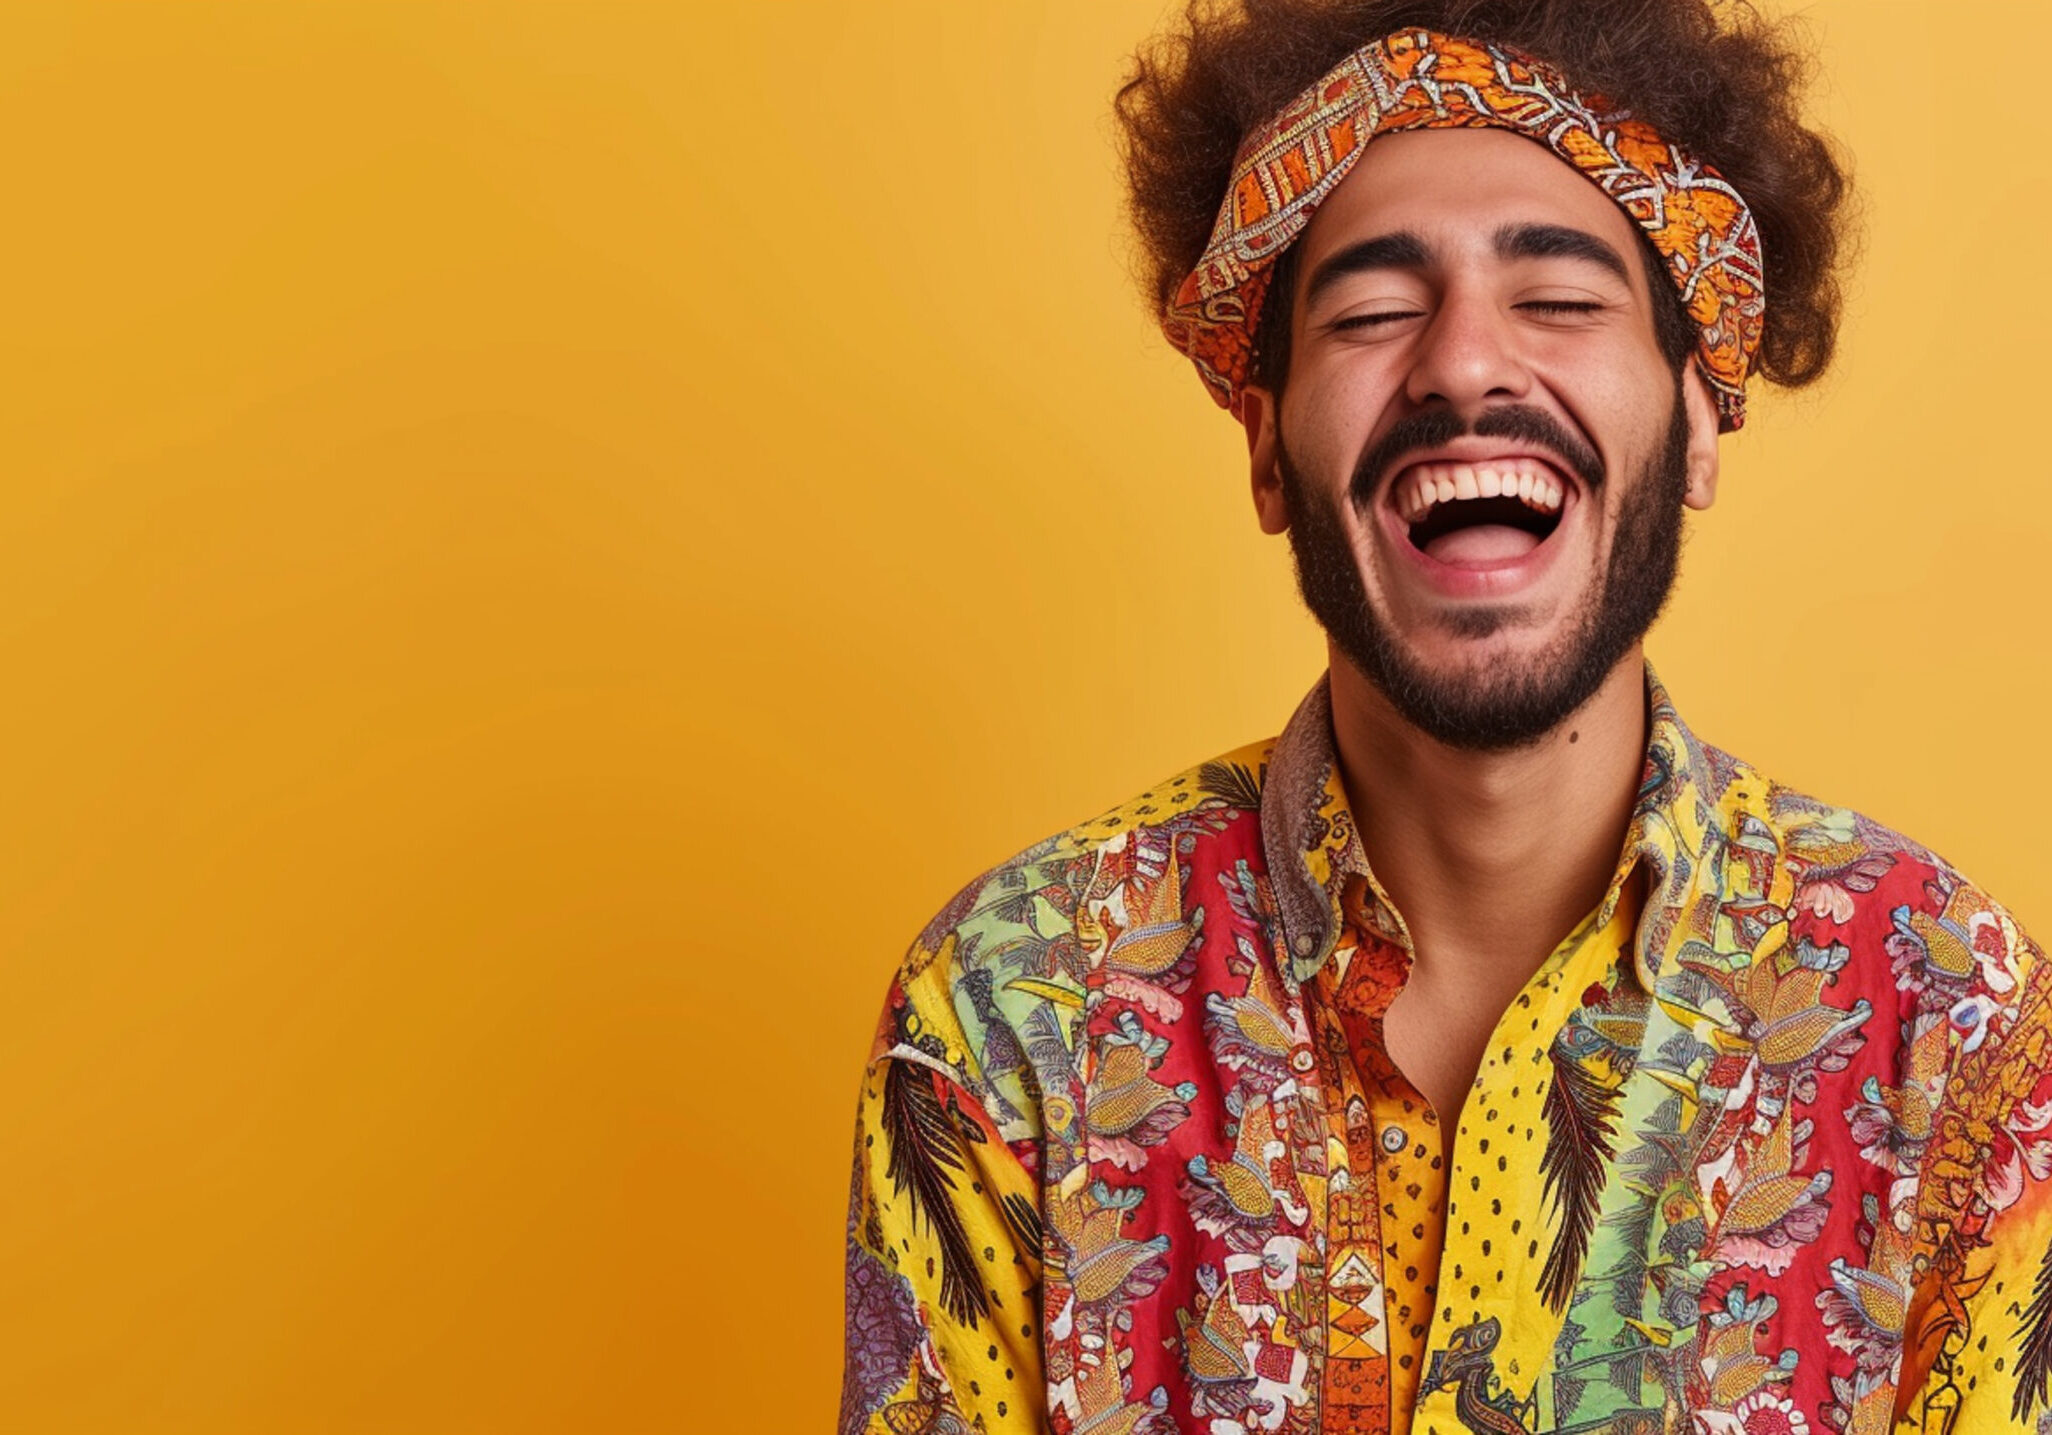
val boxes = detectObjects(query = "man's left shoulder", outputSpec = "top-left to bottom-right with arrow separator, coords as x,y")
1708,746 -> 2043,1019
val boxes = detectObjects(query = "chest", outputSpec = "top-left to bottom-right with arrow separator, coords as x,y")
1051,820 -> 1932,1435
1377,950 -> 1535,1147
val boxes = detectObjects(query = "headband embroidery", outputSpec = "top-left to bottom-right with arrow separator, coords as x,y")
1161,29 -> 1766,430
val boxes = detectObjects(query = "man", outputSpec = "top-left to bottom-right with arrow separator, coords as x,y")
840,3 -> 2048,1432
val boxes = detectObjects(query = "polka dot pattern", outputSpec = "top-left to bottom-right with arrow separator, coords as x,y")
1306,841 -> 1645,1431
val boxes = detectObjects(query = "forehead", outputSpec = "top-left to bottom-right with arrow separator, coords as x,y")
1295,127 -> 1644,279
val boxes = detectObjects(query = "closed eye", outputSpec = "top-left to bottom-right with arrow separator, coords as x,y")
1330,310 -> 1425,331
1518,300 -> 1604,315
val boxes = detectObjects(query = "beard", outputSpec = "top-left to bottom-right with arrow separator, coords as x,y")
1278,379 -> 1691,752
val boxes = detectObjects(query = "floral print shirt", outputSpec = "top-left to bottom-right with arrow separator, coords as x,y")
840,668 -> 2050,1435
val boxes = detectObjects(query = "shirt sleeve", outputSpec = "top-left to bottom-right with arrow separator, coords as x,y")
839,972 -> 1047,1435
1893,923 -> 2052,1432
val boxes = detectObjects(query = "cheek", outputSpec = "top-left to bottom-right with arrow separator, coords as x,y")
1286,350 -> 1399,469
1533,361 -> 1673,501
1278,421 -> 1365,523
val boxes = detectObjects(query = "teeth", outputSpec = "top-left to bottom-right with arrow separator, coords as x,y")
1402,473 -> 1432,522
1395,460 -> 1569,522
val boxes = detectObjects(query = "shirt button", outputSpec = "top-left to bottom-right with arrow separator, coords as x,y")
1380,1125 -> 1407,1154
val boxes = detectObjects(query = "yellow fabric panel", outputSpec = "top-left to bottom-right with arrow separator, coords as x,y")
1894,933 -> 2052,1433
850,1054 -> 1045,1433
1437,878 -> 1646,1389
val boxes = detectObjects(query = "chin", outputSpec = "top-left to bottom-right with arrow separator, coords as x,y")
1335,605 -> 1637,751
1392,595 -> 1571,664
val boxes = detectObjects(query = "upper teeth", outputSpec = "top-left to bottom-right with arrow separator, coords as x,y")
1394,460 -> 1564,524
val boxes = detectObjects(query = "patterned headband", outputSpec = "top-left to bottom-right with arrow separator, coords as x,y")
1161,29 -> 1765,431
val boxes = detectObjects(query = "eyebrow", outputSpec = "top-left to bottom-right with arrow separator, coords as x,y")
1302,231 -> 1432,310
1494,222 -> 1631,282
1301,221 -> 1633,310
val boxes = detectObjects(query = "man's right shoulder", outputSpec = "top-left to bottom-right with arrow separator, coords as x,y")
913,734 -> 1277,954
864,735 -> 1278,1137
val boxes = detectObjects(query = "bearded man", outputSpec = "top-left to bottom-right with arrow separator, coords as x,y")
839,3 -> 2050,1432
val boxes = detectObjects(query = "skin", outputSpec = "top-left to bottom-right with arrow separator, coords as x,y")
1237,129 -> 1724,1139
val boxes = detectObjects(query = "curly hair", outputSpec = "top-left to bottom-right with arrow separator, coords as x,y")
1115,0 -> 1854,395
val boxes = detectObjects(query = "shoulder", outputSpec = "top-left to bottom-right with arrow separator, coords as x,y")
905,732 -> 1278,965
1689,747 -> 2052,1233
1700,741 -> 2042,1067
865,735 -> 1277,1135
1750,755 -> 2035,989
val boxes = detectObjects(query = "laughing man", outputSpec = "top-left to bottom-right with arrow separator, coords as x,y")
840,3 -> 2051,1432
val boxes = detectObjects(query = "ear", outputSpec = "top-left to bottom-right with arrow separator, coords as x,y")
1681,361 -> 1721,512
1241,385 -> 1290,535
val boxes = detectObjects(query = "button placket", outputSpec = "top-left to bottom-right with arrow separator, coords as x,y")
1412,888 -> 1649,1433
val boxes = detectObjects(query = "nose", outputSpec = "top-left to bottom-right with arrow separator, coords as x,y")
1401,284 -> 1532,413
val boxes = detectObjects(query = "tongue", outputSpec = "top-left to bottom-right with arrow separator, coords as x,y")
1423,523 -> 1542,566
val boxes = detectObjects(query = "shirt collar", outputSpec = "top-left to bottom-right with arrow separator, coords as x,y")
1258,662 -> 1724,993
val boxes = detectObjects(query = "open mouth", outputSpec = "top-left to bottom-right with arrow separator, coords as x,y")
1393,460 -> 1566,565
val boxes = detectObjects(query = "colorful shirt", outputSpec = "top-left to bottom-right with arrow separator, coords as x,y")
840,668 -> 2051,1435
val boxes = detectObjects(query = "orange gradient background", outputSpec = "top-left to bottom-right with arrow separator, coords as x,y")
0,2 -> 2044,1430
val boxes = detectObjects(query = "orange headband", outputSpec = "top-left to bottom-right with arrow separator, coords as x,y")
1162,29 -> 1766,431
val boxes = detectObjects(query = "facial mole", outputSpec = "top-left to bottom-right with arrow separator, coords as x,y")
1569,730 -> 1580,744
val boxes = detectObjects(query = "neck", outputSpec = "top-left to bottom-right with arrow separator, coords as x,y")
1327,646 -> 1648,975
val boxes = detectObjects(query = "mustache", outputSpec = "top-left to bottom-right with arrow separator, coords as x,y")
1348,406 -> 1605,513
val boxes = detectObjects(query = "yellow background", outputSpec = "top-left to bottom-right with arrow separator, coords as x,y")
0,1 -> 2042,1430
